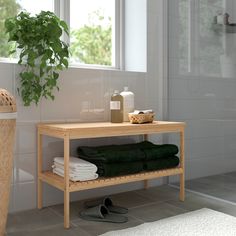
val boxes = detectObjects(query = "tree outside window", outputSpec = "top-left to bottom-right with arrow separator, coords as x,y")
1,0 -> 114,67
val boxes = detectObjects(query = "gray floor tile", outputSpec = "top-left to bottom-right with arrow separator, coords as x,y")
7,181 -> 236,236
7,224 -> 90,236
73,215 -> 143,236
193,175 -> 236,190
134,184 -> 182,203
6,208 -> 63,234
184,179 -> 218,192
49,200 -> 86,221
166,192 -> 230,212
128,201 -> 188,222
205,187 -> 236,202
223,172 -> 236,178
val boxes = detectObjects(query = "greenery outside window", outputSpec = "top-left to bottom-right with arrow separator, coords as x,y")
0,0 -> 54,59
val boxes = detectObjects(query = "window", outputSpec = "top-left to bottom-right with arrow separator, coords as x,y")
1,0 -> 146,71
69,0 -> 116,67
0,0 -> 54,59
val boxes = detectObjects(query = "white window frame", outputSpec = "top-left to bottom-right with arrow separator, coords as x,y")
1,0 -> 147,72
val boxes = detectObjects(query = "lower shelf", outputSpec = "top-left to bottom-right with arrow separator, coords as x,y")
39,167 -> 183,192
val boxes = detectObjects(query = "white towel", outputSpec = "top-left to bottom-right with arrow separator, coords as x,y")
53,157 -> 97,170
52,164 -> 97,176
133,109 -> 154,114
53,168 -> 98,182
53,162 -> 97,172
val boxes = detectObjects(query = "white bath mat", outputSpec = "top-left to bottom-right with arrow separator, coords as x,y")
100,208 -> 236,236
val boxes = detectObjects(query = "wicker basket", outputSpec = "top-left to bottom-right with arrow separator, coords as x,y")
0,88 -> 16,236
128,113 -> 155,124
0,89 -> 16,113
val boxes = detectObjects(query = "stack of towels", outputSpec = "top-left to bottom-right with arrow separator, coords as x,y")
77,141 -> 180,177
52,156 -> 98,182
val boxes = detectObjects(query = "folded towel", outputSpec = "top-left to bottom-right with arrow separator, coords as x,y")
141,144 -> 179,161
94,161 -> 143,177
133,109 -> 154,114
52,164 -> 97,176
144,156 -> 180,171
78,141 -> 178,163
78,145 -> 145,163
53,162 -> 97,172
54,157 -> 97,170
53,167 -> 98,182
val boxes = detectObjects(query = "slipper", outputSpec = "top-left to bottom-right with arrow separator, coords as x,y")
85,197 -> 128,214
79,204 -> 128,223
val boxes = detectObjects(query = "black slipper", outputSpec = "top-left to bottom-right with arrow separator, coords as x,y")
85,197 -> 128,214
80,204 -> 128,223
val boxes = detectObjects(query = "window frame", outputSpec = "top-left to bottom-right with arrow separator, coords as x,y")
0,0 -> 147,72
0,0 -> 121,70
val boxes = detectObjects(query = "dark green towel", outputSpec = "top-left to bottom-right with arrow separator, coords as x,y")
142,144 -> 179,160
144,156 -> 179,171
78,145 -> 145,163
95,161 -> 143,177
77,141 -> 179,163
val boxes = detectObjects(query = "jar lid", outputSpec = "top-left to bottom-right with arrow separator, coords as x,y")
0,88 -> 17,113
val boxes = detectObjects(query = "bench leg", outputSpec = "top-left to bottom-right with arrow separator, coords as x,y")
64,190 -> 70,229
179,173 -> 185,201
144,180 -> 148,189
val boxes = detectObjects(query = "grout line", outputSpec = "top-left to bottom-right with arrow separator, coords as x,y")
169,184 -> 236,206
47,206 -> 64,219
126,214 -> 146,224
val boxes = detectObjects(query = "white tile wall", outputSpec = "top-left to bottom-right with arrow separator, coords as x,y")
1,0 -> 166,212
5,0 -> 236,213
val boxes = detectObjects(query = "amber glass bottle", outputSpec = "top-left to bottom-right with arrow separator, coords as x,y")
110,90 -> 123,123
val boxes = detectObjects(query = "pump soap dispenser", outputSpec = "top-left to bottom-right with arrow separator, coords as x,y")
120,87 -> 134,122
110,90 -> 123,123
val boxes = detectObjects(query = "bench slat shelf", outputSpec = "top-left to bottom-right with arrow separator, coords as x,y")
37,121 -> 185,229
39,167 -> 183,192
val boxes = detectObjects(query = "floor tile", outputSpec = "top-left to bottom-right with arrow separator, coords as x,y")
204,188 -> 236,202
7,182 -> 236,236
128,201 -> 188,222
223,172 -> 236,178
6,208 -> 63,234
134,184 -> 182,203
73,215 -> 143,236
7,224 -> 90,236
166,192 -> 229,212
49,200 -> 86,221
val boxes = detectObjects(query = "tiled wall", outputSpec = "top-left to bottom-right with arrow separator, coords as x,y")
5,0 -> 236,213
1,0 -> 165,213
168,0 -> 236,182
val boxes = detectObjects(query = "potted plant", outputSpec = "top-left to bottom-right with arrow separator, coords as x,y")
5,11 -> 69,106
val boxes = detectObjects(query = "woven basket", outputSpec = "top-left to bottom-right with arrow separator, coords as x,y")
0,88 -> 16,236
0,89 -> 16,113
128,113 -> 155,124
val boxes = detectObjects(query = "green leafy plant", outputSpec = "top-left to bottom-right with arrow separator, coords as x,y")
5,11 -> 69,106
70,10 -> 112,65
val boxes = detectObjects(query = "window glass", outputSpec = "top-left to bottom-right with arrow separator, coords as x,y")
0,0 -> 54,59
70,0 -> 115,66
18,0 -> 53,15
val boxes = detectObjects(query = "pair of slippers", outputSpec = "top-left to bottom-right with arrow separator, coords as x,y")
80,197 -> 128,223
